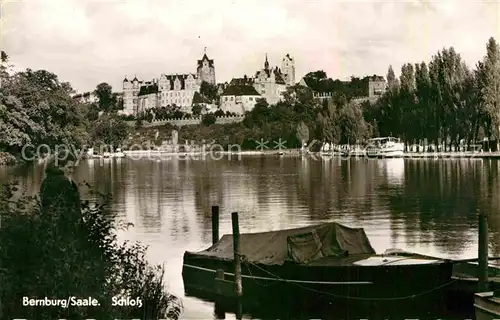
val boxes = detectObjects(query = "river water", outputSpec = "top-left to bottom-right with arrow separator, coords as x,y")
2,156 -> 499,319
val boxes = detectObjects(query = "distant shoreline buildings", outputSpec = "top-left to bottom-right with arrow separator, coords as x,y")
120,52 -> 298,116
70,51 -> 387,116
121,51 -> 216,115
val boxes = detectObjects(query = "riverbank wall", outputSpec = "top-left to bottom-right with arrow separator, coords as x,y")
120,149 -> 500,160
126,115 -> 245,128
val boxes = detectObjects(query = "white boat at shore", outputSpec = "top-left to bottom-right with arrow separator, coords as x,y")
320,142 -> 342,156
85,147 -> 125,159
347,146 -> 366,157
366,137 -> 404,158
113,148 -> 125,158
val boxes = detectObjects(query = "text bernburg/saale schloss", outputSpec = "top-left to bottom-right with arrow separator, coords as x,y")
22,296 -> 143,308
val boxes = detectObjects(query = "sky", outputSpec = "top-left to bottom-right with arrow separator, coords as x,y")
2,0 -> 499,93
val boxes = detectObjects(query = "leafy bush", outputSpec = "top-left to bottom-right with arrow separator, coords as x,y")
91,114 -> 131,149
201,113 -> 216,126
0,180 -> 181,319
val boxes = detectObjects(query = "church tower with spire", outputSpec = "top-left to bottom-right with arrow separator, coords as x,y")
252,53 -> 288,105
196,48 -> 216,85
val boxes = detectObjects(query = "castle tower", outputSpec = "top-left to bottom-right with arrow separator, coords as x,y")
281,53 -> 295,86
264,53 -> 269,71
122,76 -> 135,115
196,48 -> 216,85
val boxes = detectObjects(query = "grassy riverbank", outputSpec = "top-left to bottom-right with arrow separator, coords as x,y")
125,121 -> 304,151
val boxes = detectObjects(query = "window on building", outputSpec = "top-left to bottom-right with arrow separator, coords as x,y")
230,96 -> 234,101
249,97 -> 253,101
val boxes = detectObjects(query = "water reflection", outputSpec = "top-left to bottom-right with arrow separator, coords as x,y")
379,158 -> 405,186
3,157 -> 500,319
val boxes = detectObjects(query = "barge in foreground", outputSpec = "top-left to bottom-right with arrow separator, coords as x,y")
182,222 -> 453,309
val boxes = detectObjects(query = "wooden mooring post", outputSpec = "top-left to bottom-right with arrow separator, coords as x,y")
231,211 -> 243,319
214,269 -> 226,319
478,212 -> 489,292
212,206 -> 220,245
231,211 -> 243,297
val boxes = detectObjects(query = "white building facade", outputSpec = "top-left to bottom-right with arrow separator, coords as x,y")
122,76 -> 143,115
137,83 -> 159,114
72,92 -> 99,104
122,52 -> 216,115
158,73 -> 200,112
368,76 -> 387,99
220,83 -> 261,115
253,54 -> 290,105
281,53 -> 295,86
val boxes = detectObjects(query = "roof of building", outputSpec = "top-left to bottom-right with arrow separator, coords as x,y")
138,84 -> 159,96
274,69 -> 286,85
284,53 -> 293,61
197,54 -> 214,68
159,74 -> 197,90
132,76 -> 139,82
123,77 -> 129,82
192,91 -> 212,104
299,77 -> 313,88
221,84 -> 261,96
369,75 -> 385,82
230,76 -> 254,86
255,67 -> 286,85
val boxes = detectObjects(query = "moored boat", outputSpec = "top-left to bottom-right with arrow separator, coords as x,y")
446,261 -> 500,312
348,146 -> 366,157
366,137 -> 404,158
182,222 -> 453,309
113,148 -> 125,158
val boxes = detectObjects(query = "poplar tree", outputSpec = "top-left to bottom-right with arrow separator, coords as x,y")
478,37 -> 500,151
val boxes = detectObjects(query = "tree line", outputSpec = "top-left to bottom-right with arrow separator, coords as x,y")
365,37 -> 500,151
2,37 -> 499,155
234,37 -> 500,152
0,53 -> 132,158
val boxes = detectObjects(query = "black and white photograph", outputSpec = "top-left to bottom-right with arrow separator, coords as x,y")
1,0 -> 500,319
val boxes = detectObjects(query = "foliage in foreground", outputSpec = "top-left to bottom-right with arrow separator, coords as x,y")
0,181 -> 182,319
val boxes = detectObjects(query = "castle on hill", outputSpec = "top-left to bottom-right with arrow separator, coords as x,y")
121,52 -> 296,116
122,51 -> 216,115
219,53 -> 296,114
